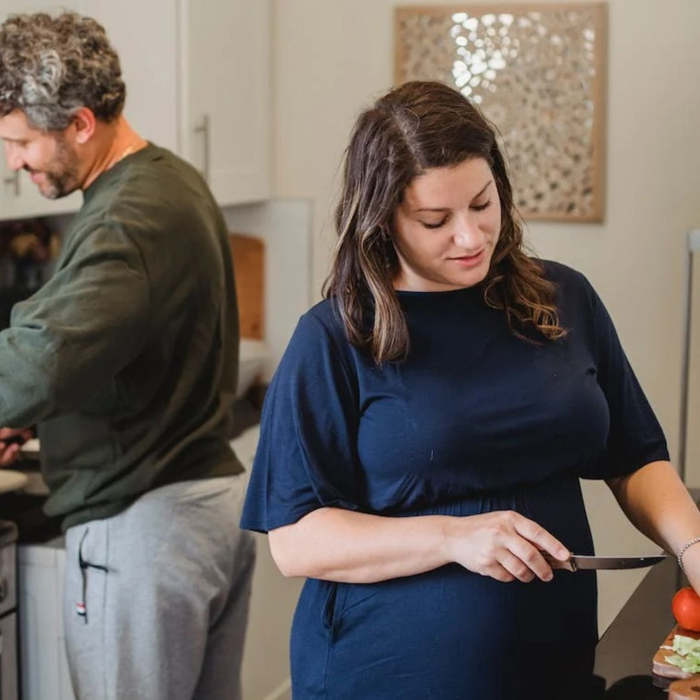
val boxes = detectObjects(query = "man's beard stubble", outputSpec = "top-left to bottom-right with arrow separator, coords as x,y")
25,137 -> 79,199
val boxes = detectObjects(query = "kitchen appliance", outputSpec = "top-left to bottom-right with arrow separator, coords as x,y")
0,521 -> 18,700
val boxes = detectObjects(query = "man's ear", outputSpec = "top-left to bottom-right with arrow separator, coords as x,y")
70,107 -> 97,145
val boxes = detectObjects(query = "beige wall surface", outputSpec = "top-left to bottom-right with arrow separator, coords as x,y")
271,0 -> 700,631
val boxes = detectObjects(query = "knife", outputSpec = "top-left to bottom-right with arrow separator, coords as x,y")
542,552 -> 669,572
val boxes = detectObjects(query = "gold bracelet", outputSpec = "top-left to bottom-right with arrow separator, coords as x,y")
677,536 -> 700,572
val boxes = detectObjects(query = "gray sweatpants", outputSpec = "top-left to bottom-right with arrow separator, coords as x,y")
63,475 -> 255,700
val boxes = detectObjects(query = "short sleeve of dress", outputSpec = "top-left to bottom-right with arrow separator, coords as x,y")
578,274 -> 670,478
240,307 -> 362,533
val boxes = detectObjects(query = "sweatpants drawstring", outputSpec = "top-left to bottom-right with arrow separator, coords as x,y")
77,527 -> 109,624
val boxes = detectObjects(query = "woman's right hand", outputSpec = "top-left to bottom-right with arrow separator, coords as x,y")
444,510 -> 570,583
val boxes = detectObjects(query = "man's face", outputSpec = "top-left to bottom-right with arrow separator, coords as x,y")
0,109 -> 80,199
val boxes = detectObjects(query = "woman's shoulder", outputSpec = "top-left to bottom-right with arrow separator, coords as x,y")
275,298 -> 359,382
537,258 -> 588,287
537,258 -> 597,300
292,298 -> 350,351
535,258 -> 607,330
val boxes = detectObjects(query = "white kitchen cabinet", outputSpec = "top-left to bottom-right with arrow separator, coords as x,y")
17,539 -> 75,700
180,0 -> 272,204
120,0 -> 272,204
0,0 -> 271,220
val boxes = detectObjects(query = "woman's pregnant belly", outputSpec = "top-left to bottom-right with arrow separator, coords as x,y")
290,474 -> 599,700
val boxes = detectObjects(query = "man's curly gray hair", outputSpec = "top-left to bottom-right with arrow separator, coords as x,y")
0,11 -> 125,131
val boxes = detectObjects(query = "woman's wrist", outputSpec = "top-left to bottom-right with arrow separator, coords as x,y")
438,515 -> 462,565
678,536 -> 700,572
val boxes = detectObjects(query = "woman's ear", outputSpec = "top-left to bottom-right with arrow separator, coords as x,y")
70,107 -> 97,145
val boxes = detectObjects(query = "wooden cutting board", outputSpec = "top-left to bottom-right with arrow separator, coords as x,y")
229,233 -> 264,340
654,624 -> 700,699
670,679 -> 700,700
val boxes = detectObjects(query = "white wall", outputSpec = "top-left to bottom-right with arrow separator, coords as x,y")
271,0 -> 700,631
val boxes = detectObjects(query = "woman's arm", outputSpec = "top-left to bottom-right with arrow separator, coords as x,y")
268,506 -> 570,584
606,460 -> 700,591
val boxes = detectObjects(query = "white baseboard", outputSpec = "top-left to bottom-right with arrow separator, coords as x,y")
262,678 -> 291,700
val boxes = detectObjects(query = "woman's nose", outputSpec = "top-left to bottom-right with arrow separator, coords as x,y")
453,216 -> 482,249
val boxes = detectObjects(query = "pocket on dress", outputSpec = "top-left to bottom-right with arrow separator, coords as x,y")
340,581 -> 380,618
322,580 -> 382,644
321,581 -> 339,632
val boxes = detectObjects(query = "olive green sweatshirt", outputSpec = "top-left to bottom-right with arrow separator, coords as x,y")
0,144 -> 243,530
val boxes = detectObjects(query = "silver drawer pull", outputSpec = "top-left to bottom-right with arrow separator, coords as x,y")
194,114 -> 211,184
3,170 -> 20,196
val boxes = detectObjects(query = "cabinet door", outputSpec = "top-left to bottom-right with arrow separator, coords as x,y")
87,0 -> 179,152
182,0 -> 271,205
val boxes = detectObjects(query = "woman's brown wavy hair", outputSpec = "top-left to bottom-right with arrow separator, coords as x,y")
323,81 -> 566,364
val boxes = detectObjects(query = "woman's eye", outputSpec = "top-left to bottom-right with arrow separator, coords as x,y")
421,219 -> 447,229
472,201 -> 491,212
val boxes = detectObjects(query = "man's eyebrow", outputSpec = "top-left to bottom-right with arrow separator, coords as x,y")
414,180 -> 492,212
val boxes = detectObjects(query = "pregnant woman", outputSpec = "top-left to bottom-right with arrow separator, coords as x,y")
241,81 -> 700,699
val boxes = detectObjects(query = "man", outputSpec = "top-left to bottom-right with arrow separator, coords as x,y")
0,12 -> 255,700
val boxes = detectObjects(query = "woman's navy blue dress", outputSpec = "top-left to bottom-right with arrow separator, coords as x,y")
241,261 -> 668,699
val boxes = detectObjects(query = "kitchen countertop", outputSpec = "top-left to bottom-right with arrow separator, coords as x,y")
0,469 -> 28,494
594,487 -> 700,697
594,555 -> 681,697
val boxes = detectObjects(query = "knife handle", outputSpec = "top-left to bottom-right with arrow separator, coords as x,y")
541,552 -> 575,572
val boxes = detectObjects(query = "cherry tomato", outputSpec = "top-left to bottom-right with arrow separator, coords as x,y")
672,587 -> 700,632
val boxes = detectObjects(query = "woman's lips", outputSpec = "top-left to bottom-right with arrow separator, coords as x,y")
448,250 -> 485,268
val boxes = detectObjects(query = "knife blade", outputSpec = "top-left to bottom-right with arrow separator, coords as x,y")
542,553 -> 669,572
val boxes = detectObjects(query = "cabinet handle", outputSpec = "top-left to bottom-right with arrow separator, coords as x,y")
194,114 -> 211,184
0,576 -> 7,603
3,170 -> 20,196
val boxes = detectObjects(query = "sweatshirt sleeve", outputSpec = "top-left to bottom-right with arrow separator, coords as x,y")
0,225 -> 150,427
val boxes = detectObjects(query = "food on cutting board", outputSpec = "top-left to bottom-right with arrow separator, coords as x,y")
664,635 -> 700,673
660,589 -> 700,675
673,588 -> 700,632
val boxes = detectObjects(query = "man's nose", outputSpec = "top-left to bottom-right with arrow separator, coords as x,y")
4,144 -> 24,171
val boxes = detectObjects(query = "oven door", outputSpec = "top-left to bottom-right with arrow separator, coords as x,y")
0,612 -> 18,700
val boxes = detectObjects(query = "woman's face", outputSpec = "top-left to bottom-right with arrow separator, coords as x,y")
392,157 -> 502,292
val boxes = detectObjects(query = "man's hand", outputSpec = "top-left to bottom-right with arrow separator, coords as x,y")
0,427 -> 33,467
